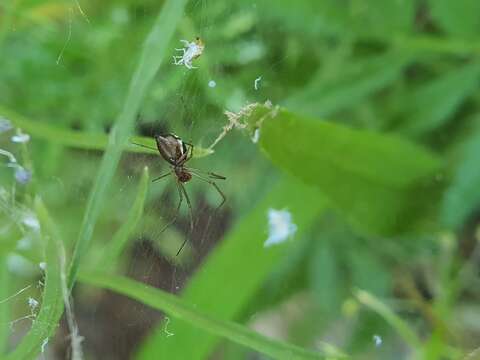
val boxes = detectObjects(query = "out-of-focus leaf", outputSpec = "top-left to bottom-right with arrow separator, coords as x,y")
316,0 -> 415,37
258,0 -> 415,38
243,103 -> 444,236
0,106 -> 212,158
400,62 -> 480,137
441,121 -> 480,229
309,236 -> 343,317
348,247 -> 390,296
286,52 -> 410,118
136,177 -> 330,360
355,289 -> 421,350
6,197 -> 64,360
428,0 -> 480,38
80,272 -> 343,360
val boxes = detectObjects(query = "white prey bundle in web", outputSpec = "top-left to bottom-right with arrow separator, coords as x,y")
173,37 -> 205,69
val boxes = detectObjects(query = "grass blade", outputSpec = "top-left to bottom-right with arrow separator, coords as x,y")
6,197 -> 64,360
67,0 -> 188,289
79,272 -> 345,360
97,166 -> 149,271
400,62 -> 480,137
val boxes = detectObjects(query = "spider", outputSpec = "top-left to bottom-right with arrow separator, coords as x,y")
172,37 -> 205,69
133,134 -> 225,255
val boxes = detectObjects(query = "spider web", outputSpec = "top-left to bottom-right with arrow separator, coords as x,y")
0,0 -> 288,358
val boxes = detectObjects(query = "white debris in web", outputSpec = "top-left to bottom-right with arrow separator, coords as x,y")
373,334 -> 382,347
264,208 -> 297,247
254,76 -> 262,90
0,285 -> 32,304
11,130 -> 30,143
57,7 -> 73,65
209,101 -> 277,150
164,316 -> 175,337
28,297 -> 39,312
208,80 -> 217,88
173,38 -> 204,69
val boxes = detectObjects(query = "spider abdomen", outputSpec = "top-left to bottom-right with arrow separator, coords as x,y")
175,168 -> 192,183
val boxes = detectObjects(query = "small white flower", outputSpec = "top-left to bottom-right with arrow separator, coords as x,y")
22,212 -> 40,231
14,166 -> 32,184
11,131 -> 30,143
0,118 -> 12,133
264,208 -> 297,247
17,237 -> 32,250
373,334 -> 382,347
208,80 -> 217,88
251,128 -> 260,143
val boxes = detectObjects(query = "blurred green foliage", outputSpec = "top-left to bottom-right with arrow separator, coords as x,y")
1,0 -> 480,359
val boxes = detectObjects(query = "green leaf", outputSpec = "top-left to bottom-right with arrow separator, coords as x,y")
428,0 -> 480,38
79,272 -> 345,360
6,197 -> 64,360
0,255 -> 10,354
441,123 -> 480,229
0,106 -> 211,158
286,52 -> 410,118
67,0 -> 189,289
136,177 -> 332,360
96,166 -> 149,271
400,62 -> 480,137
244,103 -> 444,236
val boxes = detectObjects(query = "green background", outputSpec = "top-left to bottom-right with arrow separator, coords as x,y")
1,0 -> 480,359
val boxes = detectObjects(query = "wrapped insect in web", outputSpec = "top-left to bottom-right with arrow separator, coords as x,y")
132,134 -> 225,255
172,37 -> 204,69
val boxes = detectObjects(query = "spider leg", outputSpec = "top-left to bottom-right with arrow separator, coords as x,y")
186,167 -> 226,180
152,171 -> 172,182
180,40 -> 190,46
190,172 -> 226,209
189,172 -> 226,246
176,183 -> 194,256
159,180 -> 183,234
130,141 -> 157,152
